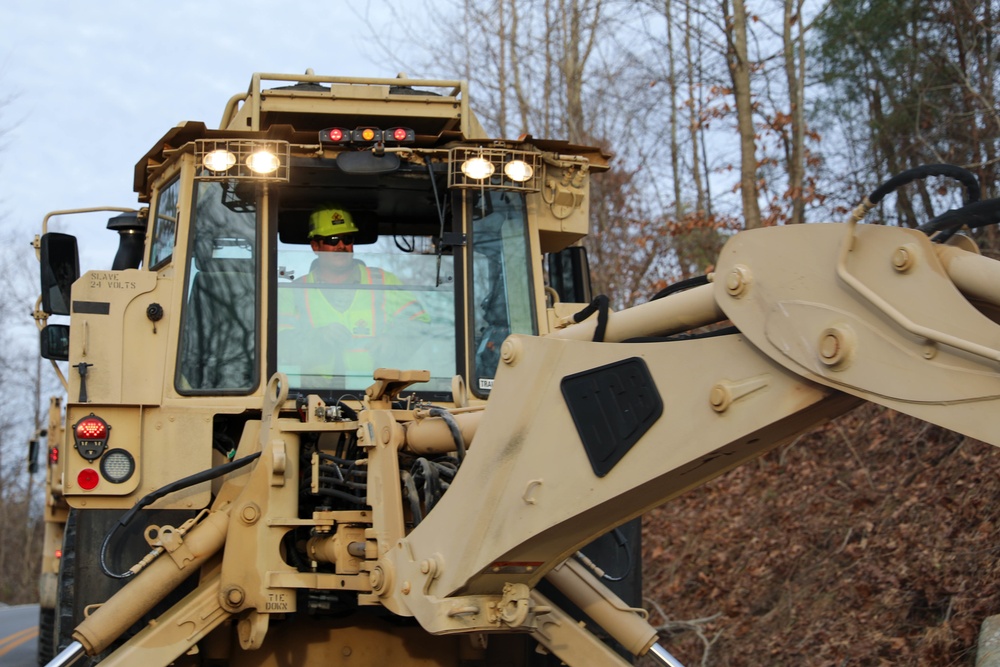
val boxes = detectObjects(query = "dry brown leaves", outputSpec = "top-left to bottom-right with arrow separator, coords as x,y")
642,405 -> 1000,666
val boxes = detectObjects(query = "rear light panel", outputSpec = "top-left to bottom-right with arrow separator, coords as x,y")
319,126 -> 415,146
64,407 -> 143,499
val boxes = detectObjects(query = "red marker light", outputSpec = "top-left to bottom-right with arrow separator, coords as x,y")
76,416 -> 108,440
386,127 -> 415,144
78,468 -> 100,490
54,549 -> 62,559
320,127 -> 350,144
49,447 -> 59,465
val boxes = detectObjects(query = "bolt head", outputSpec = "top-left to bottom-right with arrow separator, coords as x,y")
725,265 -> 751,297
224,586 -> 245,607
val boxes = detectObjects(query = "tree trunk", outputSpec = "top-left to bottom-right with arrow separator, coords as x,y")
724,0 -> 762,228
685,0 -> 707,217
666,0 -> 682,219
783,0 -> 806,224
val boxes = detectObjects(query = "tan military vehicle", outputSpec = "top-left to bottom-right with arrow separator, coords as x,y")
32,70 -> 1000,667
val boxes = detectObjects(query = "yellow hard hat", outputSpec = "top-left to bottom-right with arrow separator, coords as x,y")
308,206 -> 358,238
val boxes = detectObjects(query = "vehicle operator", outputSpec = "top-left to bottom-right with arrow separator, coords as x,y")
278,206 -> 428,379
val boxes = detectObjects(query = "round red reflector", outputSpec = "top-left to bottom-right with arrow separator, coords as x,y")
328,128 -> 343,141
78,468 -> 100,490
76,417 -> 108,440
393,128 -> 407,141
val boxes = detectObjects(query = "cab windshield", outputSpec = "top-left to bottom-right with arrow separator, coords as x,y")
277,232 -> 456,395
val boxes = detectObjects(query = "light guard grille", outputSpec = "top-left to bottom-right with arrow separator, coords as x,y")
448,147 -> 541,192
195,139 -> 290,182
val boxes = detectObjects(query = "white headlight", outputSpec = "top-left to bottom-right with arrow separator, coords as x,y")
461,157 -> 495,180
203,149 -> 236,173
246,151 -> 280,174
504,159 -> 534,182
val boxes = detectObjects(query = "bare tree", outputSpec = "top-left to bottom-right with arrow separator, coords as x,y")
722,0 -> 763,228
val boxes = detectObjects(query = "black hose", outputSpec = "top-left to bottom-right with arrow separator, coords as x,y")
411,458 -> 442,513
600,528 -> 633,583
428,407 -> 466,461
572,295 -> 610,342
313,487 -> 369,506
868,163 -> 980,206
400,471 -> 423,526
919,197 -> 1000,240
650,275 -> 710,301
100,451 -> 261,580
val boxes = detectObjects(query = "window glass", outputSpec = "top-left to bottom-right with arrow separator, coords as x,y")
277,234 -> 456,394
150,177 -> 180,269
176,181 -> 258,393
470,191 -> 535,395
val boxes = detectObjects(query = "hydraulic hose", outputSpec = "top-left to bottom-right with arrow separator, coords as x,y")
100,451 -> 261,579
427,407 -> 466,461
868,163 -> 980,206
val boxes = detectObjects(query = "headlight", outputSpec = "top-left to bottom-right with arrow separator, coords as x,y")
203,149 -> 236,173
461,157 -> 495,180
504,159 -> 534,182
246,150 -> 280,174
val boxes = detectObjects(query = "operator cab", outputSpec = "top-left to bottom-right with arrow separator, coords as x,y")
171,147 -> 537,404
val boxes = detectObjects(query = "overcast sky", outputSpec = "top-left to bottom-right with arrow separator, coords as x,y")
0,0 -> 438,268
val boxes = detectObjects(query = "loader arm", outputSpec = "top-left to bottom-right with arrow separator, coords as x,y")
381,220 -> 1000,622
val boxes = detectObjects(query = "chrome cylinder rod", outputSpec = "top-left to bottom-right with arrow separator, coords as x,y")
45,640 -> 86,667
648,641 -> 687,667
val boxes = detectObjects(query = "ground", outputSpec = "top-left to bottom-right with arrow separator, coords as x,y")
642,405 -> 1000,666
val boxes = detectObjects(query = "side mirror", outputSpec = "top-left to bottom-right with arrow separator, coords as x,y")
40,233 -> 80,315
547,246 -> 592,304
40,324 -> 70,361
28,439 -> 39,474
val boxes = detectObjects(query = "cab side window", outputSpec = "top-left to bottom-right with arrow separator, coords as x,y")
150,177 -> 181,269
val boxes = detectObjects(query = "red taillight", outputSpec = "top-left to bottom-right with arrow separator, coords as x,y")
77,468 -> 99,490
49,447 -> 59,465
386,127 -> 415,144
320,127 -> 351,144
75,417 -> 108,440
73,414 -> 110,461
